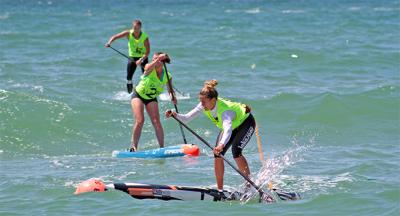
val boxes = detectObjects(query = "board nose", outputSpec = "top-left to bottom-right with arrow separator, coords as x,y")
182,144 -> 200,156
74,179 -> 106,195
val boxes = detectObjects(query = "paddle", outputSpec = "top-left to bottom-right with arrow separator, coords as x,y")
171,115 -> 274,203
109,45 -> 132,60
255,125 -> 265,165
164,62 -> 188,144
107,46 -> 184,94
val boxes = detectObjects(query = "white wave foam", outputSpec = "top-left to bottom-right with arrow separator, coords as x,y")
112,91 -> 131,101
0,89 -> 8,101
33,85 -> 44,93
159,91 -> 191,101
80,165 -> 96,170
0,31 -> 17,36
26,95 -> 73,123
8,81 -> 44,93
245,8 -> 261,14
64,181 -> 74,187
33,97 -> 72,111
216,26 -> 224,30
374,7 -> 395,12
114,171 -> 137,180
277,172 -> 354,194
0,13 -> 9,20
95,171 -> 136,184
348,7 -> 361,11
85,10 -> 92,16
51,159 -> 64,167
282,10 -> 305,14
161,11 -> 174,16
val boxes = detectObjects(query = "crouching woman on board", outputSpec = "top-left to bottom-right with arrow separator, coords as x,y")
165,80 -> 255,191
130,52 -> 176,152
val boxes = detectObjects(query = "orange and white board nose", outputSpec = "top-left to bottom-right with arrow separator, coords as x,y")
74,179 -> 106,195
182,144 -> 200,156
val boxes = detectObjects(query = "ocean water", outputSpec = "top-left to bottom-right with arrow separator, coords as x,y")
1,0 -> 399,215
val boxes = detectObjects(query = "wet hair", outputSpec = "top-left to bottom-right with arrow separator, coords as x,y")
199,79 -> 218,99
155,52 -> 171,64
133,19 -> 142,26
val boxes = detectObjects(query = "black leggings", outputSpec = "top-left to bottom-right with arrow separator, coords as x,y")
127,57 -> 148,81
131,89 -> 158,105
215,114 -> 256,158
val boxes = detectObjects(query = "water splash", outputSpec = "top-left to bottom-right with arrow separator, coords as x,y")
239,135 -> 315,204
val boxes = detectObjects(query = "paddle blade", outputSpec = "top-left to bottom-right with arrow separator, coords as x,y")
74,179 -> 106,195
274,189 -> 301,201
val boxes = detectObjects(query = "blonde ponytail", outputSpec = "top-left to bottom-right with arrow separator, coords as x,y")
200,79 -> 219,99
204,79 -> 218,88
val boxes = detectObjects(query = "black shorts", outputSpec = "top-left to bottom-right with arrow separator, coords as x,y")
215,113 -> 256,158
127,57 -> 149,80
131,90 -> 158,105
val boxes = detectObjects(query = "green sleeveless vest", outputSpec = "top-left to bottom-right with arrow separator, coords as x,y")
203,98 -> 249,130
135,68 -> 171,100
128,30 -> 148,58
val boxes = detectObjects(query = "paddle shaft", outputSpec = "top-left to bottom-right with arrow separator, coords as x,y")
171,115 -> 265,196
255,125 -> 265,164
164,63 -> 187,144
109,46 -> 132,60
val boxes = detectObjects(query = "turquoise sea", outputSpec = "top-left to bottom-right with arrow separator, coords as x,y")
1,0 -> 399,215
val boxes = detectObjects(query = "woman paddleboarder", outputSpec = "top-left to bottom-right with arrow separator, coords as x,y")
105,19 -> 150,93
165,80 -> 255,191
130,52 -> 176,152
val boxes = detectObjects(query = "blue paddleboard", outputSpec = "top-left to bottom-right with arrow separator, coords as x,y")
112,144 -> 200,158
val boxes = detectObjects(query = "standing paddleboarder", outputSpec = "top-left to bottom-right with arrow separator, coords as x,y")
130,52 -> 176,152
105,19 -> 150,93
166,80 -> 255,192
